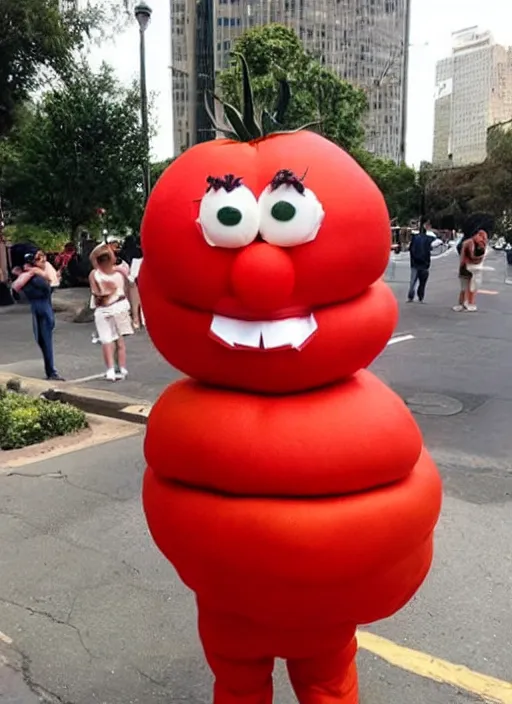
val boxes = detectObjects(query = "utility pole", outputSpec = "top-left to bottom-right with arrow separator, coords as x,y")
399,0 -> 412,164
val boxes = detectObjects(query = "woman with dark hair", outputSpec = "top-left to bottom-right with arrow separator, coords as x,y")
12,250 -> 63,380
453,214 -> 493,312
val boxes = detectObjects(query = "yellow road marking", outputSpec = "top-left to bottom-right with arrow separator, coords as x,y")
358,630 -> 512,704
0,630 -> 12,645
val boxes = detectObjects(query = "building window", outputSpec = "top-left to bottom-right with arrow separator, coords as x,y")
217,17 -> 241,26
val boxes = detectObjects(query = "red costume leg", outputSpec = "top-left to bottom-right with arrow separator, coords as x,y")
198,607 -> 274,704
287,638 -> 358,704
205,651 -> 274,704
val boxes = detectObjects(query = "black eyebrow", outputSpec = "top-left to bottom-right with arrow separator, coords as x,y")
206,174 -> 243,193
270,169 -> 306,195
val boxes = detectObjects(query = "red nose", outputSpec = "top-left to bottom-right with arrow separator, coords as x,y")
231,243 -> 295,312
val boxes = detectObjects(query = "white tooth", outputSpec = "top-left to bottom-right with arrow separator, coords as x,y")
210,316 -> 261,348
210,314 -> 318,350
261,315 -> 318,350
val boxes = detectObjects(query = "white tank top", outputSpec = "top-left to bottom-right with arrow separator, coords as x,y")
92,270 -> 125,307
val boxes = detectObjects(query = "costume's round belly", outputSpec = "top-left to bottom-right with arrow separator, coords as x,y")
143,373 -> 442,629
143,450 -> 440,628
144,370 -> 424,497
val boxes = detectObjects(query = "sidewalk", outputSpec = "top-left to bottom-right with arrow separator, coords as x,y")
0,304 -> 177,403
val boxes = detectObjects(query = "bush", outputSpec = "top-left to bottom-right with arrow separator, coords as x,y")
4,224 -> 69,253
0,389 -> 88,450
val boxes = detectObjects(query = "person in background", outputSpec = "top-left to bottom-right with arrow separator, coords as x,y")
407,219 -> 443,303
121,235 -> 145,329
453,214 -> 491,312
107,235 -> 130,276
12,250 -> 64,380
89,244 -> 133,382
54,242 -> 76,271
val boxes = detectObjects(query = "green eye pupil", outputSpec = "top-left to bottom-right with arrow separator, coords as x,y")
271,201 -> 296,222
217,206 -> 242,227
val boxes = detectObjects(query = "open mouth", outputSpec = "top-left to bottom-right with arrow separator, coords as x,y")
210,314 -> 318,350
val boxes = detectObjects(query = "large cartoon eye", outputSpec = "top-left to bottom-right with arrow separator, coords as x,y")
198,185 -> 260,248
258,184 -> 325,247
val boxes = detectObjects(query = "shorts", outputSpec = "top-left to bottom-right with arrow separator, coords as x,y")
94,299 -> 133,344
459,266 -> 482,294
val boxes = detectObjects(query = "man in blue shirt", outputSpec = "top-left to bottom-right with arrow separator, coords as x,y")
407,220 -> 443,303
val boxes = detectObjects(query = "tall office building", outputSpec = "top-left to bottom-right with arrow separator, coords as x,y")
171,0 -> 410,161
432,27 -> 512,167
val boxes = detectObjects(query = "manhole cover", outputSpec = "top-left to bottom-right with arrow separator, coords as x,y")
405,393 -> 463,416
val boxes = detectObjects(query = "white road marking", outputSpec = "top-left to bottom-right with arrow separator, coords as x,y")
65,373 -> 106,384
0,630 -> 13,645
387,334 -> 415,346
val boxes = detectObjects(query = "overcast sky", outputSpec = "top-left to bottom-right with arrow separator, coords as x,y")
89,0 -> 512,166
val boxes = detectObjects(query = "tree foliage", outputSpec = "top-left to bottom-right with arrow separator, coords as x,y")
151,157 -> 176,185
424,126 -> 512,235
0,0 -> 132,137
3,63 -> 146,236
218,24 -> 368,153
357,151 -> 421,225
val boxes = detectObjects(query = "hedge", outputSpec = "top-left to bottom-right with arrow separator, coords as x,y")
0,387 -> 88,450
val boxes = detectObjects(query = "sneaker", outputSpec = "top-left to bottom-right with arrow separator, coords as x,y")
115,367 -> 128,380
452,305 -> 464,312
47,373 -> 65,381
465,304 -> 478,312
105,368 -> 117,382
91,334 -> 100,344
406,298 -> 414,303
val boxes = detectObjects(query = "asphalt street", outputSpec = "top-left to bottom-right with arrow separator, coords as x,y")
1,247 -> 511,703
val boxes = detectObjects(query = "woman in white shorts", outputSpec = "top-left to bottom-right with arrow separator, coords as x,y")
89,244 -> 133,382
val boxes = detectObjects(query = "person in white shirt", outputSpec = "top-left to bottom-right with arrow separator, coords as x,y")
89,244 -> 133,382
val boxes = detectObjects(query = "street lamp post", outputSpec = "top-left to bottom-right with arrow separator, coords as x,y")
134,2 -> 152,204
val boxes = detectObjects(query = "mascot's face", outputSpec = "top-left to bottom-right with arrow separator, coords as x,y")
140,130 -> 398,393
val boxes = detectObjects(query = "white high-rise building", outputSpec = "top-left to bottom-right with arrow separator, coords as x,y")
432,27 -> 512,167
171,0 -> 410,161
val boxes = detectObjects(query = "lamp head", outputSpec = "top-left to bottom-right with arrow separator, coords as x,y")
135,1 -> 152,31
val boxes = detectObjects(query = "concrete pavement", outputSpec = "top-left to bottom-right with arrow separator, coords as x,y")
1,247 -> 512,702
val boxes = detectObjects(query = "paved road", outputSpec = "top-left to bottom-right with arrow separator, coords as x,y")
1,247 -> 511,703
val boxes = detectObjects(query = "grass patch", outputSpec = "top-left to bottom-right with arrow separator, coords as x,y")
0,386 -> 88,451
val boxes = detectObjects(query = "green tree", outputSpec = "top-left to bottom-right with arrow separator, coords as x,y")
420,127 -> 512,233
0,0 -> 131,137
357,151 -> 421,224
151,157 -> 176,185
4,63 -> 146,237
218,24 -> 368,153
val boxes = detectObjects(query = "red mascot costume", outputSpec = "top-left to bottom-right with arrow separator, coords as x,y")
140,58 -> 442,703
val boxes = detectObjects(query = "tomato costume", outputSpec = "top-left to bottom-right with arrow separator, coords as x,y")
140,61 -> 442,703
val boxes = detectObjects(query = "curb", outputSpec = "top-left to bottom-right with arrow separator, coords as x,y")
0,373 -> 152,425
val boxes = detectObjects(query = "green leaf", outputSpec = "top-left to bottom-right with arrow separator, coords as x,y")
232,52 -> 262,139
213,94 -> 253,142
274,78 -> 291,124
261,109 -> 280,136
